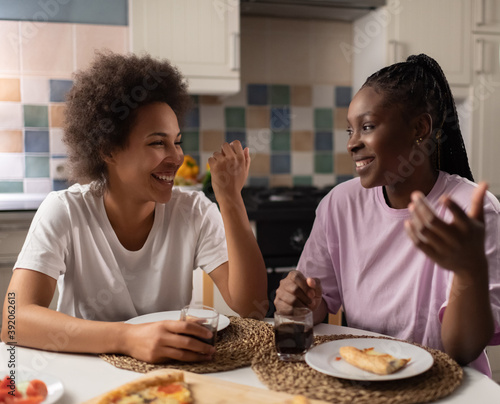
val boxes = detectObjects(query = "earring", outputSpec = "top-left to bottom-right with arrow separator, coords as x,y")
416,137 -> 423,146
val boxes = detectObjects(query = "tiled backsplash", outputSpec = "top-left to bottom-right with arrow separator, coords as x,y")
0,17 -> 355,194
184,84 -> 354,188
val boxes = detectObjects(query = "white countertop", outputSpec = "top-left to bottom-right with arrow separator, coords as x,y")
0,193 -> 47,211
1,322 -> 499,403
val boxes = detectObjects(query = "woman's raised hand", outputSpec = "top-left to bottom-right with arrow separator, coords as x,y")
208,141 -> 250,204
405,182 -> 489,275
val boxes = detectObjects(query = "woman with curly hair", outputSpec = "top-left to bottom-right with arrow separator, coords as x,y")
1,51 -> 268,363
275,54 -> 500,376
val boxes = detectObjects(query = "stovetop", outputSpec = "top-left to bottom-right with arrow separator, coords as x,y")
242,186 -> 332,210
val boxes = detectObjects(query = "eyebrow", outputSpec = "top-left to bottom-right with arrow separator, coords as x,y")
146,132 -> 182,138
346,111 -> 375,124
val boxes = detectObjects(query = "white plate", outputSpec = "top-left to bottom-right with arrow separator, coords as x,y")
305,338 -> 434,381
1,371 -> 64,403
125,310 -> 230,331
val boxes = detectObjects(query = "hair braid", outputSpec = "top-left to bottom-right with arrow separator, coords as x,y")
362,54 -> 474,182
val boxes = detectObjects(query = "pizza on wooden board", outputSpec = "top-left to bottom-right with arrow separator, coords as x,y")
96,371 -> 192,404
339,346 -> 411,375
94,371 -> 314,404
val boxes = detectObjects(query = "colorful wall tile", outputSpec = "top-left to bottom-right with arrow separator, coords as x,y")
0,16 -> 355,195
0,78 -> 21,101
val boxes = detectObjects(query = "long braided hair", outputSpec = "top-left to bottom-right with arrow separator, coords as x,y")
361,54 -> 474,182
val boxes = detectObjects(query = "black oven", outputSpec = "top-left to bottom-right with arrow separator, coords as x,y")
242,186 -> 332,316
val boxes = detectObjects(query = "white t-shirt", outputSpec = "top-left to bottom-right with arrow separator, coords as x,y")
14,184 -> 228,322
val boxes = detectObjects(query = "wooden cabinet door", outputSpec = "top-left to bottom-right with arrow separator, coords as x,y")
130,0 -> 240,94
387,0 -> 472,85
470,34 -> 500,195
473,0 -> 500,33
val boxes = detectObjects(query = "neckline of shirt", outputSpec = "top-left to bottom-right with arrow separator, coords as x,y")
376,171 -> 446,217
98,197 -> 164,255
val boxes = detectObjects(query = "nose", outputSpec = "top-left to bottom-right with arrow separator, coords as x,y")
347,130 -> 363,154
161,142 -> 184,166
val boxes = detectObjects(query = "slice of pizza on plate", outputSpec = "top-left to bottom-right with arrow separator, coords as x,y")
95,371 -> 192,404
339,346 -> 411,375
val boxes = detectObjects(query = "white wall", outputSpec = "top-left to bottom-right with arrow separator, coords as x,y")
352,7 -> 389,94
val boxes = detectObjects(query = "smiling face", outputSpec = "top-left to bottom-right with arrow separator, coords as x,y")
106,102 -> 184,205
346,86 -> 418,190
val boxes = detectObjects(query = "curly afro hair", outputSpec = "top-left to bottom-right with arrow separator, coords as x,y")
63,51 -> 192,196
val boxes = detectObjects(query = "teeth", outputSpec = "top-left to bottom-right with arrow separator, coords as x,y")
356,160 -> 372,168
153,174 -> 174,181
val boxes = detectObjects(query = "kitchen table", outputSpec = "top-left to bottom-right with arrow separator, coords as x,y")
1,322 -> 499,403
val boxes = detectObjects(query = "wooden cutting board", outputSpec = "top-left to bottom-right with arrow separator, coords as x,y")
84,369 -> 329,404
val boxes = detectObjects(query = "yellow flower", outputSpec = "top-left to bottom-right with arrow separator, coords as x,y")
176,155 -> 199,180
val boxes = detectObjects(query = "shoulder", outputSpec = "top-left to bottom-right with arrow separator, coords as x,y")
170,188 -> 215,207
166,188 -> 219,218
439,172 -> 500,213
36,183 -> 102,224
317,177 -> 373,213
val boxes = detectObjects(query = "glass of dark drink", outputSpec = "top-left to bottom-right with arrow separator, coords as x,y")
274,307 -> 313,361
180,304 -> 219,346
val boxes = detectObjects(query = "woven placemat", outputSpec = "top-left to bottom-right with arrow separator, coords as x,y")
100,316 -> 273,373
251,334 -> 463,404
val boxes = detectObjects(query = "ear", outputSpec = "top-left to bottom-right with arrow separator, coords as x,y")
101,151 -> 116,166
413,113 -> 433,142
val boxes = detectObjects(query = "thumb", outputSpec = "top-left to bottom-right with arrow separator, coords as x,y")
469,182 -> 488,223
306,278 -> 322,295
244,147 -> 251,172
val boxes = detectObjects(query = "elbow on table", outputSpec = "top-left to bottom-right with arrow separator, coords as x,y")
231,299 -> 269,320
444,330 -> 494,366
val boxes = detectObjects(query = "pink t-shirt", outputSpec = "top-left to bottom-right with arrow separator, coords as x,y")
298,171 -> 500,376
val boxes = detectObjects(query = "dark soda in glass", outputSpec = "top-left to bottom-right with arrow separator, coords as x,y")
274,323 -> 313,355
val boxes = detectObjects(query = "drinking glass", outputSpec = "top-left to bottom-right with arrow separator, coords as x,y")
180,304 -> 219,346
274,307 -> 314,361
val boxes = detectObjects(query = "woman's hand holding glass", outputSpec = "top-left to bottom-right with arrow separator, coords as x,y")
122,320 -> 215,363
274,270 -> 323,314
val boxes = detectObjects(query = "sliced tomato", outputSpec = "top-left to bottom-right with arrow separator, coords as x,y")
158,383 -> 183,394
26,381 -> 47,400
0,387 -> 13,403
0,377 -> 11,389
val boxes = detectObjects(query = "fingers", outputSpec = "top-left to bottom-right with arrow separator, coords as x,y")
274,271 -> 319,312
306,277 -> 323,298
408,191 -> 454,247
141,321 -> 216,363
404,219 -> 440,261
468,181 -> 488,222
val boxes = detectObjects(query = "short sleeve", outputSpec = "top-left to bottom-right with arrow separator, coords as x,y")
297,199 -> 342,315
14,192 -> 71,279
194,201 -> 228,274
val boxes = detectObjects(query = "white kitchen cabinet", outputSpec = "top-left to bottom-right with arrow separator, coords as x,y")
130,0 -> 240,94
386,0 -> 472,85
0,211 -> 58,330
473,0 -> 500,33
470,33 -> 500,195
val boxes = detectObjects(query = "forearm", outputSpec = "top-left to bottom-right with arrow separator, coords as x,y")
218,196 -> 268,318
441,264 -> 494,365
1,304 -> 127,355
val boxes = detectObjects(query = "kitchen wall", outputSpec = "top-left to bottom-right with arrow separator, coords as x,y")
0,4 -> 355,194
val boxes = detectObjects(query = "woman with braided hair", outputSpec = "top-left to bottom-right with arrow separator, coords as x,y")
275,54 -> 500,376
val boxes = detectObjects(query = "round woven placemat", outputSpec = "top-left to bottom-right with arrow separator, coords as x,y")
100,316 -> 273,374
251,334 -> 463,404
